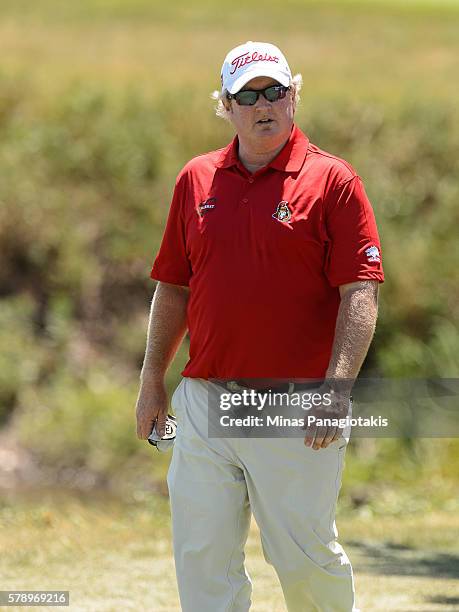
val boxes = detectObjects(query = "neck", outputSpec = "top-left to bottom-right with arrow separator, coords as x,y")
237,135 -> 290,173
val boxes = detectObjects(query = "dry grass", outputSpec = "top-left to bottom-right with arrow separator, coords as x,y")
1,491 -> 458,611
1,0 -> 459,106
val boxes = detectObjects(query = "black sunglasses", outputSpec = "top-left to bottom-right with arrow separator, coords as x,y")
226,85 -> 290,106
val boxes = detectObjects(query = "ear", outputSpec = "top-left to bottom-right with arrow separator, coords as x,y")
223,97 -> 233,113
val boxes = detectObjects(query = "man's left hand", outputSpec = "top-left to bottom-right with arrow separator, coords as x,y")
302,384 -> 350,450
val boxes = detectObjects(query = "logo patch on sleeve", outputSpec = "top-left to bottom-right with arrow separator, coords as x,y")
365,245 -> 381,263
197,197 -> 217,216
272,201 -> 292,222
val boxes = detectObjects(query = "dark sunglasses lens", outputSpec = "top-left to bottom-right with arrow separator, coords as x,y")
265,86 -> 285,102
236,91 -> 258,105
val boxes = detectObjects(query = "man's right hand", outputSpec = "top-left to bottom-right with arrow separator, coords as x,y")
135,379 -> 169,440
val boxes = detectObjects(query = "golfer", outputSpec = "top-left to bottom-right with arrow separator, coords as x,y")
136,41 -> 384,611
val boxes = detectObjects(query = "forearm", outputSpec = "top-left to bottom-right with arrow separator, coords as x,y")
140,281 -> 189,384
325,281 -> 379,386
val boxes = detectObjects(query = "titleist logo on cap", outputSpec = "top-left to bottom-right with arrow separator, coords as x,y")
230,51 -> 280,75
221,41 -> 292,94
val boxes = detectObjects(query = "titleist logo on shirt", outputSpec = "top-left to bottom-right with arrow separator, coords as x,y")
230,51 -> 279,75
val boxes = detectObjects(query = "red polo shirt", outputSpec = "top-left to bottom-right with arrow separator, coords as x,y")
151,125 -> 384,379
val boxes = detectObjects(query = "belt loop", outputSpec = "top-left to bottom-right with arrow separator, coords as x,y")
288,382 -> 295,394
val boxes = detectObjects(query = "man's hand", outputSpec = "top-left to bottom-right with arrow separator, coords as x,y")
136,379 -> 168,439
135,282 -> 189,440
303,384 -> 350,450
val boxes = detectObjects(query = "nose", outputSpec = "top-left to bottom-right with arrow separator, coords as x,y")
254,93 -> 271,109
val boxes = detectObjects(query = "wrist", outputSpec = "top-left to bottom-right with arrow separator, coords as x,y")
140,369 -> 166,387
323,377 -> 354,397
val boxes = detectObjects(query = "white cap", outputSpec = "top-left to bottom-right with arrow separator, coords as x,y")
221,41 -> 292,94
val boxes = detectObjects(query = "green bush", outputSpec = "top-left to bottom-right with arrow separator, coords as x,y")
1,0 -> 458,489
16,368 -> 140,475
0,296 -> 49,424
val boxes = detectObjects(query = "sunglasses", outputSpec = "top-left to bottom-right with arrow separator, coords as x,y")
226,85 -> 290,106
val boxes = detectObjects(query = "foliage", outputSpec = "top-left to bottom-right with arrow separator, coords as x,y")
0,0 -> 458,491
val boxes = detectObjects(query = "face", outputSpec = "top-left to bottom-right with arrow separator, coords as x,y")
224,76 -> 296,151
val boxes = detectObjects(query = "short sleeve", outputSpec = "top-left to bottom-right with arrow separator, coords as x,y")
150,176 -> 192,286
323,175 -> 384,287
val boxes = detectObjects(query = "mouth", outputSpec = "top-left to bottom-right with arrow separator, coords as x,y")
256,118 -> 274,125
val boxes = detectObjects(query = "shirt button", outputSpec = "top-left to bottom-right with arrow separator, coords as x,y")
242,198 -> 248,204
248,178 -> 254,184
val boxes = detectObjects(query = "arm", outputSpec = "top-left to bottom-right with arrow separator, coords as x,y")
136,281 -> 190,439
304,280 -> 379,450
326,279 -> 379,381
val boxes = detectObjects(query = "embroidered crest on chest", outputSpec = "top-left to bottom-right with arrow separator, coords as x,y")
272,201 -> 292,222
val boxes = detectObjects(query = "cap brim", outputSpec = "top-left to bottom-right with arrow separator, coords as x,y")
227,65 -> 291,94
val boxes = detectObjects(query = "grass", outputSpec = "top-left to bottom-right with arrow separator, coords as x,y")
1,490 -> 458,611
1,0 -> 459,106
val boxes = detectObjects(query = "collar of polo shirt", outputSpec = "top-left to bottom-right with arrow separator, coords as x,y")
215,124 -> 309,174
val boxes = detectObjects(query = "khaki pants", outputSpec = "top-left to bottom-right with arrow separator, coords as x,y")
167,377 -> 358,612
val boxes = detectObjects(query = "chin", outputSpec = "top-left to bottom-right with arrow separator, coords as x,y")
257,126 -> 289,143
255,124 -> 280,135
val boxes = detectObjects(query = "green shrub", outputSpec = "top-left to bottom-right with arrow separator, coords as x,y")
1,0 -> 458,488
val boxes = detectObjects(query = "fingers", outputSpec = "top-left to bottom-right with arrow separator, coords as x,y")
328,428 -> 344,446
302,387 -> 350,450
136,403 -> 159,440
155,411 -> 167,439
136,405 -> 169,439
303,425 -> 326,449
136,411 -> 156,440
303,421 -> 316,447
311,425 -> 327,450
321,426 -> 339,448
135,382 -> 168,439
303,426 -> 343,450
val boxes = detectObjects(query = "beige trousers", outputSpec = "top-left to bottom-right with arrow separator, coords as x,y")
167,377 -> 358,612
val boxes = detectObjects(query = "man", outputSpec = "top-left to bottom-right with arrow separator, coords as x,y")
136,41 -> 384,612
